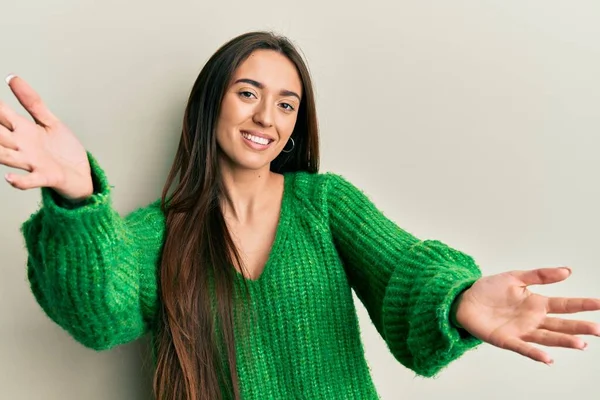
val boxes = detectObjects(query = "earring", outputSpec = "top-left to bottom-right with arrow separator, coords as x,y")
282,137 -> 295,153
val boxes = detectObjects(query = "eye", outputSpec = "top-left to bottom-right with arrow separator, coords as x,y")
239,91 -> 256,99
279,102 -> 295,112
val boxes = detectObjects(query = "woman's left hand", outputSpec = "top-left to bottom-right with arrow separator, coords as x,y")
454,267 -> 600,365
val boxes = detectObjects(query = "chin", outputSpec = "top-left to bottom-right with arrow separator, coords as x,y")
222,152 -> 274,172
238,160 -> 271,171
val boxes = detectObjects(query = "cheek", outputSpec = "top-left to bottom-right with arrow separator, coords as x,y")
278,115 -> 298,140
218,98 -> 238,128
216,99 -> 242,144
219,95 -> 253,130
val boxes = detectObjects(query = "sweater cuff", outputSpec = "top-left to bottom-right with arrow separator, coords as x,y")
39,152 -> 112,223
382,242 -> 483,377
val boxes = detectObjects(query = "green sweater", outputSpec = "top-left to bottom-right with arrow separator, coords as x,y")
21,153 -> 483,399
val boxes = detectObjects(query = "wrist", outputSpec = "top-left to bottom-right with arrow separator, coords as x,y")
52,174 -> 94,203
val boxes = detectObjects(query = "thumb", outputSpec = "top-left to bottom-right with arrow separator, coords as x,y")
5,171 -> 48,190
512,267 -> 572,286
5,74 -> 58,128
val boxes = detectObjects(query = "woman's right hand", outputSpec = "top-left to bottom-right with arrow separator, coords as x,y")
0,75 -> 93,202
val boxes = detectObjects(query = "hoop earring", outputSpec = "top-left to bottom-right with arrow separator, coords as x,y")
282,137 -> 295,153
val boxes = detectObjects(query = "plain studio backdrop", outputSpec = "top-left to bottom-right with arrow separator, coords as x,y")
1,1 -> 599,399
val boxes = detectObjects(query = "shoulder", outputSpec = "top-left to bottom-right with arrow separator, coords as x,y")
123,197 -> 166,240
284,170 -> 334,197
283,170 -> 365,213
285,170 -> 364,196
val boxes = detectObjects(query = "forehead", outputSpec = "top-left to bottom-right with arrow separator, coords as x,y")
232,49 -> 302,94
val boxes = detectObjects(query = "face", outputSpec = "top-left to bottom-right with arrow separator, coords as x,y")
216,49 -> 302,172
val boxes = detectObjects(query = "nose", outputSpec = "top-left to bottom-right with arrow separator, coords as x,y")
252,99 -> 274,128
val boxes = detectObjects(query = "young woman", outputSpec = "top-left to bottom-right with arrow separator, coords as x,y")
1,31 -> 598,400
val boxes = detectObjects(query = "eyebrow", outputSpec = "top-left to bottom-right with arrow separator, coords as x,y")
233,78 -> 301,101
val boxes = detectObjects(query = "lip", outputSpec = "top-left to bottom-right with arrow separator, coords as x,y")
240,130 -> 275,142
240,129 -> 275,151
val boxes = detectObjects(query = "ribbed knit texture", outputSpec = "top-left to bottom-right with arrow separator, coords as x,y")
21,153 -> 483,399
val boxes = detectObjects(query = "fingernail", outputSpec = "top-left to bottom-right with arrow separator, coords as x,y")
582,342 -> 588,350
5,74 -> 16,85
561,267 -> 572,273
4,174 -> 12,183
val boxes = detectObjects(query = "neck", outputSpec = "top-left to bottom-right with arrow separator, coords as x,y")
219,159 -> 278,224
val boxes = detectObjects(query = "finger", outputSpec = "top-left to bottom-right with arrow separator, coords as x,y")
0,126 -> 18,150
0,100 -> 22,131
540,317 -> 600,336
512,267 -> 571,286
500,337 -> 553,365
5,74 -> 58,128
5,171 -> 47,190
523,329 -> 587,350
0,146 -> 30,170
547,297 -> 600,314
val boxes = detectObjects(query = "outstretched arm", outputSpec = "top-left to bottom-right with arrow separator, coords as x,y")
22,155 -> 164,350
0,75 -> 163,350
325,173 -> 482,377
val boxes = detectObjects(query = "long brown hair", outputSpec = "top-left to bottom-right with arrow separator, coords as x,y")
153,31 -> 320,400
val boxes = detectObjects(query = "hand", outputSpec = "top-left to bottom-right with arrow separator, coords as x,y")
454,267 -> 600,365
0,75 -> 92,201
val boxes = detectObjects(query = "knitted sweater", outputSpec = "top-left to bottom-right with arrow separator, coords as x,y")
21,153 -> 483,399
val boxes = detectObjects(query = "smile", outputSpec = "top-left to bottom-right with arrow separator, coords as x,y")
241,131 -> 274,149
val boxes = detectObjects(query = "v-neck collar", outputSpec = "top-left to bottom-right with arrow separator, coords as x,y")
233,172 -> 293,284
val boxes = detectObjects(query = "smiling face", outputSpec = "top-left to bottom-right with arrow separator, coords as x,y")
215,49 -> 303,173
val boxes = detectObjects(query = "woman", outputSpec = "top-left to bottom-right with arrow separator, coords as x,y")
1,31 -> 598,400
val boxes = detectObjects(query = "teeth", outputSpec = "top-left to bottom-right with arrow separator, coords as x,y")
242,132 -> 270,145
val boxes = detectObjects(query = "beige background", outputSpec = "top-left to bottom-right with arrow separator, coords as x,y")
1,1 -> 599,399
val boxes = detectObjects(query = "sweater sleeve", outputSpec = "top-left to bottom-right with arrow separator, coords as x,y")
325,173 -> 482,377
20,152 -> 164,351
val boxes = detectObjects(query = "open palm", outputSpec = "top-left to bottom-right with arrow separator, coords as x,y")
0,75 -> 92,200
456,267 -> 600,365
